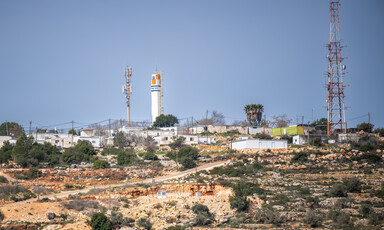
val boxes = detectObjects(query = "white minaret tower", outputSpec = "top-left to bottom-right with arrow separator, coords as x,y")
151,71 -> 163,123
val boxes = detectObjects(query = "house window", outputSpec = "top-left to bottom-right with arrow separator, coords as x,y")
92,141 -> 96,143
190,137 -> 194,141
165,137 -> 168,140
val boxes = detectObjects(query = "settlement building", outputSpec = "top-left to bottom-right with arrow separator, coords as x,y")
231,139 -> 287,150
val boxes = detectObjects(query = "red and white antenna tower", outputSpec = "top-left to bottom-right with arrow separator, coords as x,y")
123,66 -> 132,126
327,0 -> 347,136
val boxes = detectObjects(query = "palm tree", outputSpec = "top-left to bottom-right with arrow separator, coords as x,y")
256,104 -> 264,126
244,104 -> 264,126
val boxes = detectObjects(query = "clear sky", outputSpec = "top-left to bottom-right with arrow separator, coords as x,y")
1,0 -> 383,131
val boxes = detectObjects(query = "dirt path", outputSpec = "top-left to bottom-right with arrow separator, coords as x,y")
2,160 -> 229,207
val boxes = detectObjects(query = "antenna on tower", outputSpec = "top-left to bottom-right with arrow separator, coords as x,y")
123,66 -> 132,126
326,0 -> 347,136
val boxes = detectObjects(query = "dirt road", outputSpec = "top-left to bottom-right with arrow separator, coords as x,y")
3,160 -> 229,206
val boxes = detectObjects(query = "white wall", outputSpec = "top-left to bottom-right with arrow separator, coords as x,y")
232,139 -> 287,150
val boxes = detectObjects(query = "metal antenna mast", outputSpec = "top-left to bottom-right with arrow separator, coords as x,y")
123,66 -> 132,126
327,0 -> 347,136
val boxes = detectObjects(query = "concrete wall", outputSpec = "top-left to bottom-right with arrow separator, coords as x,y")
189,125 -> 248,135
248,127 -> 272,135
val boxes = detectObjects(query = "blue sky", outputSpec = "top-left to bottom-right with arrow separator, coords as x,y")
0,0 -> 383,131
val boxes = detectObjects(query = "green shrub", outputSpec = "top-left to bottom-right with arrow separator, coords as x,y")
254,206 -> 282,225
359,203 -> 373,218
0,176 -> 8,183
306,196 -> 319,208
192,204 -> 214,226
368,212 -> 384,226
89,212 -> 112,230
303,211 -> 323,228
143,152 -> 158,161
229,196 -> 249,212
181,157 -> 196,169
291,152 -> 308,163
117,149 -> 138,166
137,217 -> 152,230
360,153 -> 381,163
329,184 -> 347,197
273,193 -> 290,205
0,210 -> 4,221
92,160 -> 110,169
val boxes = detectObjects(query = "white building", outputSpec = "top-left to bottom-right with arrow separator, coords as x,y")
0,136 -> 12,148
293,135 -> 306,145
231,139 -> 287,150
197,136 -> 217,144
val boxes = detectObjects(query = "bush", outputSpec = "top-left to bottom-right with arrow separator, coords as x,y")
143,152 -> 158,161
273,193 -> 290,205
117,149 -> 138,166
360,153 -> 381,163
0,210 -> 4,221
93,160 -> 110,169
0,176 -> 8,183
306,196 -> 319,208
229,196 -> 249,212
329,184 -> 347,197
230,181 -> 265,197
303,211 -> 323,228
89,212 -> 112,230
64,200 -> 101,211
359,203 -> 373,218
334,198 -> 350,209
181,157 -> 196,169
46,211 -> 56,220
368,212 -> 384,225
254,206 -> 282,225
137,217 -> 152,230
192,204 -> 214,226
291,152 -> 308,163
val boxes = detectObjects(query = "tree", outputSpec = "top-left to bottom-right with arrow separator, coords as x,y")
181,157 -> 196,169
89,212 -> 112,230
144,136 -> 158,153
374,128 -> 384,137
62,140 -> 96,164
168,136 -> 185,150
68,129 -> 77,135
357,122 -> 374,133
272,114 -> 292,128
114,131 -> 128,149
0,141 -> 14,163
12,132 -> 36,167
0,122 -> 23,138
199,111 -> 226,125
117,149 -> 137,166
153,114 -> 179,127
312,118 -> 327,131
244,104 -> 264,126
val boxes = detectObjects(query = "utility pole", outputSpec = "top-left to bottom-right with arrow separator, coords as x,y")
71,121 -> 74,147
5,121 -> 8,136
206,110 -> 209,143
29,121 -> 32,135
368,112 -> 371,132
108,119 -> 111,137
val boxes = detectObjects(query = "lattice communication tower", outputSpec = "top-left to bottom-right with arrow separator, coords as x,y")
327,0 -> 347,136
123,66 -> 132,126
